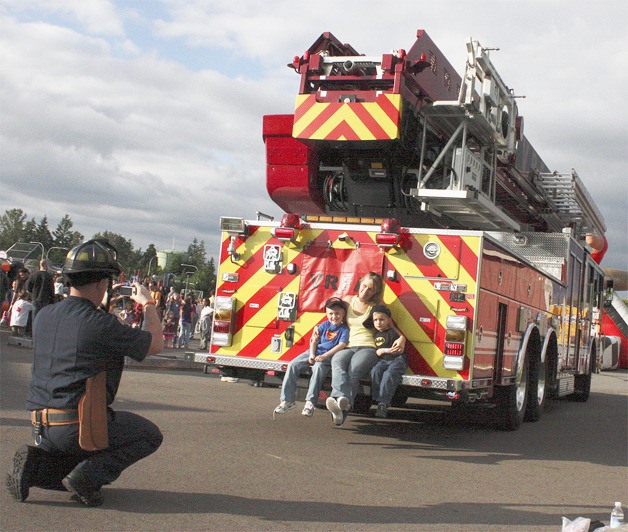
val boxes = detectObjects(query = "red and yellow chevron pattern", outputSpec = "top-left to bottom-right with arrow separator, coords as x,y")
292,94 -> 402,141
212,224 -> 482,383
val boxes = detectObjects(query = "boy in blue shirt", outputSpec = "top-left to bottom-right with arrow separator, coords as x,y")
274,298 -> 349,418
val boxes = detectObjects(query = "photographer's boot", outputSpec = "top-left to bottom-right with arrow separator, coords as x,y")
62,470 -> 103,507
6,445 -> 43,502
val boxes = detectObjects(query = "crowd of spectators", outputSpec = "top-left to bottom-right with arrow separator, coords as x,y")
1,262 -> 214,350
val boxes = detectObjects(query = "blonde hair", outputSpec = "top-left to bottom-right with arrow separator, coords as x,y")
359,272 -> 384,304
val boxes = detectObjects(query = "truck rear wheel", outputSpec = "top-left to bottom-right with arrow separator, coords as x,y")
524,336 -> 547,422
495,354 -> 529,431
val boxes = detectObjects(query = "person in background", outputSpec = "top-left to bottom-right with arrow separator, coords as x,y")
164,292 -> 180,344
9,267 -> 30,310
9,290 -> 33,337
117,300 -> 136,326
198,298 -> 213,350
368,304 -> 408,419
177,295 -> 194,349
273,298 -> 349,418
162,310 -> 177,348
26,260 -> 55,322
149,282 -> 162,320
54,274 -> 65,302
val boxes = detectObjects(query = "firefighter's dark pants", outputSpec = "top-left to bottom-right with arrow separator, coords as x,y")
33,410 -> 163,492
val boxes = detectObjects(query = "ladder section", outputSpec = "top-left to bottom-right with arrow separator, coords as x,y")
408,39 -> 527,232
535,170 -> 607,239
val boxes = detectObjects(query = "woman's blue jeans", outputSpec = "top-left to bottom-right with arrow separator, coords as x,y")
330,346 -> 378,405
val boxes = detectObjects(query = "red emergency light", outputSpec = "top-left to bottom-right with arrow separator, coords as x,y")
376,218 -> 402,248
375,233 -> 400,247
274,214 -> 302,242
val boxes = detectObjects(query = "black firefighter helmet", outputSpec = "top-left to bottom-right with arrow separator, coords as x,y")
62,239 -> 122,286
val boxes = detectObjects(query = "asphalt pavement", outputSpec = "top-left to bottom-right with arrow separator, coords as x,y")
1,328 -> 627,531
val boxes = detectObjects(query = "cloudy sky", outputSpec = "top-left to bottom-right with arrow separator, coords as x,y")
0,0 -> 626,271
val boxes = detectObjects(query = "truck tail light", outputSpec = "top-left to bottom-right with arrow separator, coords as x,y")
443,315 -> 467,370
212,296 -> 236,347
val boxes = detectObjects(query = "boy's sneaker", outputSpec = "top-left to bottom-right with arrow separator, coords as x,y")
273,401 -> 296,419
326,397 -> 347,426
337,396 -> 351,412
375,403 -> 388,418
301,401 -> 315,417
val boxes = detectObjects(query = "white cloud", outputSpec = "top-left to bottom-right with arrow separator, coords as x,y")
0,0 -> 626,272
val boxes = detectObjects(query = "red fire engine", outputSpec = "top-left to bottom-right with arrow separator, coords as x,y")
195,30 -> 607,430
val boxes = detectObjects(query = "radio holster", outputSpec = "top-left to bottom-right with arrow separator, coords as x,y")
78,371 -> 109,451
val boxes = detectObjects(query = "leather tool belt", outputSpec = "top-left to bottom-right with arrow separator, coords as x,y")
31,408 -> 79,426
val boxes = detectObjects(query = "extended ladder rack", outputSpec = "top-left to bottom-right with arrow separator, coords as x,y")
535,170 -> 607,239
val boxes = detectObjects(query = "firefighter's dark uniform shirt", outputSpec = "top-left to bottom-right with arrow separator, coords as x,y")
26,296 -> 152,411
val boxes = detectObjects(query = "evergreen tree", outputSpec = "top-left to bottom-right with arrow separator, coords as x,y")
23,218 -> 37,247
52,214 -> 83,250
186,238 -> 207,269
32,216 -> 54,254
0,208 -> 27,250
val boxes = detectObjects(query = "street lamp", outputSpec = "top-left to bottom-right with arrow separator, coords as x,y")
45,247 -> 68,265
147,255 -> 157,278
181,264 -> 198,297
30,242 -> 45,260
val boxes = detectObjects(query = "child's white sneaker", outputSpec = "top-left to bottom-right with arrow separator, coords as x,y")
375,403 -> 388,418
302,401 -> 315,417
273,400 -> 296,419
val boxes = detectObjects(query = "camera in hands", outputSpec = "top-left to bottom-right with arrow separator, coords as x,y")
119,285 -> 137,297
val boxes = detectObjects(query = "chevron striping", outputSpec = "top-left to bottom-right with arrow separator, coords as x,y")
293,94 -> 401,141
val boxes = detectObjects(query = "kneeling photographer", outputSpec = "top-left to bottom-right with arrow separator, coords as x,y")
6,239 -> 163,507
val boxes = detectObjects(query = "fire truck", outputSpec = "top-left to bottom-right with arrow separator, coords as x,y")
195,30 -> 607,430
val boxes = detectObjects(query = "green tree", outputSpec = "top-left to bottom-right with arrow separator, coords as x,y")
0,209 -> 27,249
52,214 -> 83,249
31,216 -> 54,256
139,244 -> 158,277
23,218 -> 37,245
193,259 -> 216,297
186,238 -> 207,269
167,252 -> 187,276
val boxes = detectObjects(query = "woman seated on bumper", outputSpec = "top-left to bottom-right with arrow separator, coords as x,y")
326,271 -> 405,426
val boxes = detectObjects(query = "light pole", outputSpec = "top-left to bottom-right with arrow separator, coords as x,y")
147,255 -> 157,278
30,241 -> 45,260
181,264 -> 198,297
45,247 -> 68,265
